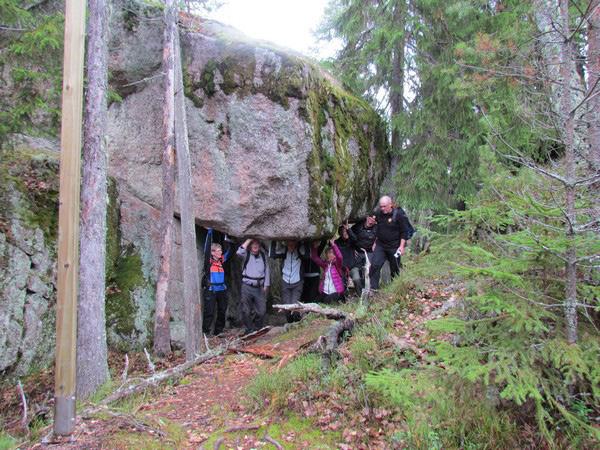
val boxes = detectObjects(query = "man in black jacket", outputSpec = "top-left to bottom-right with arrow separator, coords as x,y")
370,195 -> 412,290
351,215 -> 378,253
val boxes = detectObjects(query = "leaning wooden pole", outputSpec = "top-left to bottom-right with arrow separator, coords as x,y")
174,28 -> 204,358
54,0 -> 87,436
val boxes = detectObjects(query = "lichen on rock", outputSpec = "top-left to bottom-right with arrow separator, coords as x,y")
0,142 -> 59,376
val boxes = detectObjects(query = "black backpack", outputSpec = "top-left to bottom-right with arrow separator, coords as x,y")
392,207 -> 416,240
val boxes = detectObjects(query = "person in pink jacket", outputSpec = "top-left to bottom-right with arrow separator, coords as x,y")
310,240 -> 346,303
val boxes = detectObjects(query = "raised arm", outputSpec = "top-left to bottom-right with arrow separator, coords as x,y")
269,241 -> 285,259
236,238 -> 252,258
331,241 -> 344,271
310,243 -> 327,268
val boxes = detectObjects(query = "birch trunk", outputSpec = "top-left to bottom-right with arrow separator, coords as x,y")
77,0 -> 110,399
559,0 -> 578,344
174,29 -> 204,359
153,0 -> 177,357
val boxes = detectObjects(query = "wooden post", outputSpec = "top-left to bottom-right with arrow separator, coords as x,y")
54,0 -> 86,436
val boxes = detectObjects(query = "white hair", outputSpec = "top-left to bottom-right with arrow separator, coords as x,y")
379,195 -> 393,205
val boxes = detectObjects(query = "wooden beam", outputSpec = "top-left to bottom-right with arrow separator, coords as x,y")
54,0 -> 86,436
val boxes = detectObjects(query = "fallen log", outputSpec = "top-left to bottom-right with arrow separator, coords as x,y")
272,302 -> 348,320
91,342 -> 235,409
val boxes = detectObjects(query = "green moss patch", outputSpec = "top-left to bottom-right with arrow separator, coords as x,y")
303,77 -> 388,234
105,246 -> 145,341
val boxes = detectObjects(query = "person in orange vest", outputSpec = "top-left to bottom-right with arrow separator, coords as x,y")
202,229 -> 231,336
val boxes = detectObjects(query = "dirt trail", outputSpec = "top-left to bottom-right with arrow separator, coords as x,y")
31,319 -> 330,450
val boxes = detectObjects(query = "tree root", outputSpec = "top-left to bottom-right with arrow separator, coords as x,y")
264,434 -> 284,449
308,318 -> 355,368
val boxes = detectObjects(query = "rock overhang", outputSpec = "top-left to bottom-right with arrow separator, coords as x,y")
107,8 -> 389,241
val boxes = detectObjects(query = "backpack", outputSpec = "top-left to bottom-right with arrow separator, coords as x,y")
242,249 -> 267,283
392,207 -> 416,240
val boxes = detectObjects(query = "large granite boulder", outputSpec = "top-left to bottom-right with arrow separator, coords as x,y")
107,12 -> 388,240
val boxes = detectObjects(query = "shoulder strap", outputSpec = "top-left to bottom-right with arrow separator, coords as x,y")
242,251 -> 251,273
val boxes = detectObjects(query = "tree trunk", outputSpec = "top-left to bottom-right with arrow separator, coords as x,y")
153,0 -> 177,357
588,1 -> 600,170
559,0 -> 578,344
77,0 -> 110,399
174,28 -> 204,359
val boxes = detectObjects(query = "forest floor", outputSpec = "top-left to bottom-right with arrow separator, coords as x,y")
0,317 -> 349,449
0,281 -> 457,450
4,241 -> 537,449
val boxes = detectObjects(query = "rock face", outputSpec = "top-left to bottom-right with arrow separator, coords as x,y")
107,12 -> 388,240
0,142 -> 58,375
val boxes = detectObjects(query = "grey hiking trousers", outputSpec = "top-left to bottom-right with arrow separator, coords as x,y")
240,283 -> 266,332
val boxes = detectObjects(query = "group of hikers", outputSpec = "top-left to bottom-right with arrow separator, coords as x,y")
202,195 -> 414,336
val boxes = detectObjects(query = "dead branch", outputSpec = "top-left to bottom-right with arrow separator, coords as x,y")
99,408 -> 166,438
143,348 -> 156,374
213,437 -> 225,449
240,326 -> 272,341
264,434 -> 284,449
224,424 -> 260,432
17,380 -> 28,429
272,302 -> 349,320
204,333 -> 211,352
121,354 -> 129,383
91,343 -> 234,409
227,347 -> 275,359
360,249 -> 371,305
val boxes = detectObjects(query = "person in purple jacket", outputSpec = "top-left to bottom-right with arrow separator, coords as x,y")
310,239 -> 346,303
